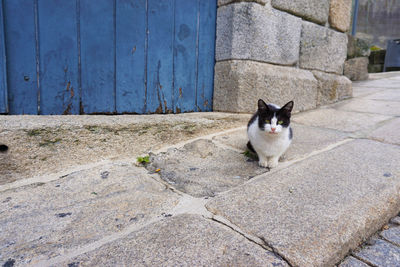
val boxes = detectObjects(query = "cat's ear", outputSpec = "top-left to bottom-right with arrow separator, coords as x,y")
257,99 -> 268,111
281,101 -> 294,114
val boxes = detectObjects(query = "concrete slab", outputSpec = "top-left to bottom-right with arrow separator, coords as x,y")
332,98 -> 400,116
292,108 -> 392,133
380,226 -> 400,246
212,127 -> 248,151
352,86 -> 387,98
213,123 -> 349,161
369,118 -> 400,145
339,256 -> 370,267
368,71 -> 400,80
0,113 -> 250,185
61,214 -> 289,267
206,139 -> 400,266
148,139 -> 267,197
355,239 -> 400,267
352,79 -> 400,89
0,164 -> 179,265
363,89 -> 400,101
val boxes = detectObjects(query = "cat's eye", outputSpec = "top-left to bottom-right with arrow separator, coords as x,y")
278,121 -> 283,125
265,120 -> 270,123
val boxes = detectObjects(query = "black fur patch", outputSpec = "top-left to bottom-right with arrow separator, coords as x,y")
251,100 -> 293,130
247,141 -> 256,153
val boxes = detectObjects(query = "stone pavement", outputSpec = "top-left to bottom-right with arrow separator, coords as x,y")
0,72 -> 399,266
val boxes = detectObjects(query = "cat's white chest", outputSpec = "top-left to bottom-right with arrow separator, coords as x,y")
247,117 -> 291,158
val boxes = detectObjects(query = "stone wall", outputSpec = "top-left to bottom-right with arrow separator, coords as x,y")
213,0 -> 353,113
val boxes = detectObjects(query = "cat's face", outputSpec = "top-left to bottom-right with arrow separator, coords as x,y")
257,100 -> 293,134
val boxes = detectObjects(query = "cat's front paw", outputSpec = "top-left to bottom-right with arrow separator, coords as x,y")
268,158 -> 279,168
258,159 -> 269,168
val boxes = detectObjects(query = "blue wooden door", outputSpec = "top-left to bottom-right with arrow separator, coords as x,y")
0,0 -> 216,114
0,1 -> 7,113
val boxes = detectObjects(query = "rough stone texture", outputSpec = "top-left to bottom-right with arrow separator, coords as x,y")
329,0 -> 352,32
213,123 -> 349,161
355,239 -> 400,267
347,35 -> 371,58
332,99 -> 400,116
344,57 -> 369,81
65,215 -> 289,267
218,0 -> 267,6
206,139 -> 400,266
299,21 -> 348,74
380,226 -> 400,246
148,139 -> 267,197
216,2 -> 302,65
0,163 -> 179,265
285,123 -> 349,160
271,0 -> 329,25
339,257 -> 370,267
213,60 -> 318,113
213,128 -> 248,151
312,71 -> 352,106
292,109 -> 392,133
369,118 -> 400,146
0,113 -> 250,185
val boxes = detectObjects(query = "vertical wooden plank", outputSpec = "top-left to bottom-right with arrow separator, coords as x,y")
147,0 -> 174,113
196,0 -> 216,111
80,0 -> 115,114
3,0 -> 38,114
0,0 -> 8,113
115,0 -> 146,114
173,0 -> 198,113
38,0 -> 79,114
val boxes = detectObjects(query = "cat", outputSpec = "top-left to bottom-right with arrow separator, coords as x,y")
247,99 -> 294,168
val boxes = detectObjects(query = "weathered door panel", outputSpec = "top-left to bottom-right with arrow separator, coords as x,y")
197,0 -> 216,112
38,0 -> 79,114
80,0 -> 115,114
146,0 -> 174,113
4,0 -> 38,114
173,0 -> 198,113
0,1 -> 7,113
116,0 -> 146,114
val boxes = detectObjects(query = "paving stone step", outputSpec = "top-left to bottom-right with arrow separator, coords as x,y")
147,139 -> 267,198
206,139 -> 400,266
0,163 -> 179,265
58,214 -> 290,267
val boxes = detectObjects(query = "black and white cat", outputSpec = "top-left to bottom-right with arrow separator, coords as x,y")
247,99 -> 294,168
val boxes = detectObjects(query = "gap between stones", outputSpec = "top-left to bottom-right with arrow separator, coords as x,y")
32,217 -> 163,267
209,216 -> 294,267
351,253 -> 375,266
167,192 -> 294,267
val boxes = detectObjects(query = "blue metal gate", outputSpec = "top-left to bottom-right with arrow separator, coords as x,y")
0,0 -> 216,114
